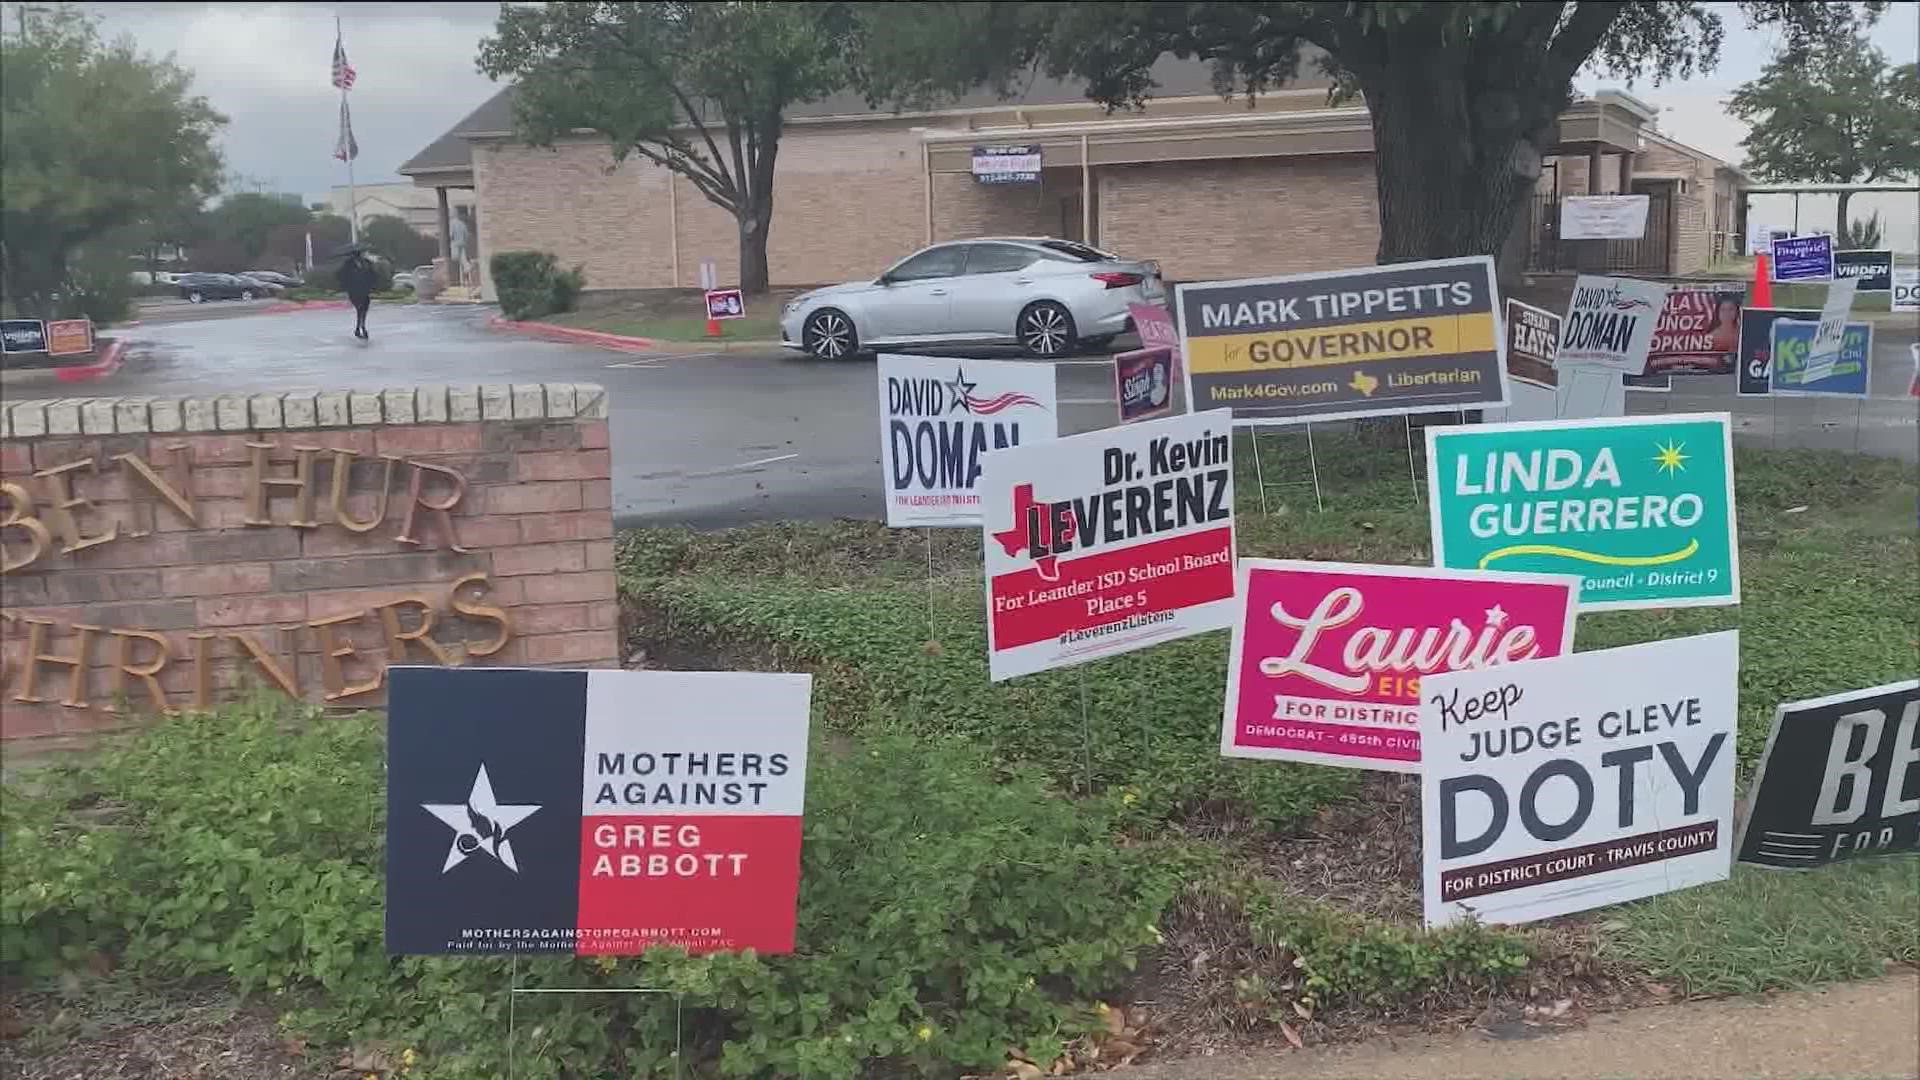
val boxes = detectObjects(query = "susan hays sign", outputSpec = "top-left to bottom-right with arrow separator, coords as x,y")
1420,631 -> 1738,927
878,354 -> 1056,527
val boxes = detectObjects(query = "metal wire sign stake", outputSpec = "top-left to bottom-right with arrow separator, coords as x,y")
508,956 -> 685,1080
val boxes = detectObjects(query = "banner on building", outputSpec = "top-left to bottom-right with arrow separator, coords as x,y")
1174,256 -> 1508,424
877,354 -> 1057,527
1769,319 -> 1872,397
1645,284 -> 1743,375
1893,268 -> 1920,314
1420,630 -> 1739,928
0,319 -> 47,355
1770,234 -> 1834,281
1220,560 -> 1579,773
1559,195 -> 1651,240
971,144 -> 1042,184
1743,219 -> 1773,256
1832,249 -> 1893,293
385,667 -> 812,956
1557,275 -> 1669,375
1425,413 -> 1740,612
981,409 -> 1236,681
1735,680 -> 1919,871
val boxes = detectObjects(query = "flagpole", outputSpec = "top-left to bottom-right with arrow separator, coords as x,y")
339,14 -> 358,244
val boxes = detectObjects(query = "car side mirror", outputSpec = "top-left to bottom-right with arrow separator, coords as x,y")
877,273 -> 897,286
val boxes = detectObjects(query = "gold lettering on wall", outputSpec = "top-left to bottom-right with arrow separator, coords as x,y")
308,610 -> 383,701
114,446 -> 198,530
0,482 -> 51,573
245,443 -> 324,528
107,627 -> 174,715
395,462 -> 468,552
329,450 -> 398,533
34,459 -> 117,554
449,572 -> 511,657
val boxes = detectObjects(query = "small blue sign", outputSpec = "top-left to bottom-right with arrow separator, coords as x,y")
1769,319 -> 1871,396
1770,235 -> 1834,282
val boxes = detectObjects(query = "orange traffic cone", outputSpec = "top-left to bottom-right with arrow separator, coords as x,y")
1751,251 -> 1773,308
705,317 -> 721,338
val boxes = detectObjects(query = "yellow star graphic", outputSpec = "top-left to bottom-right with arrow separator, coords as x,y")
1653,439 -> 1689,475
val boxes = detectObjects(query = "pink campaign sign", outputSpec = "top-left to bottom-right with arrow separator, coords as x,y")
1220,560 -> 1580,773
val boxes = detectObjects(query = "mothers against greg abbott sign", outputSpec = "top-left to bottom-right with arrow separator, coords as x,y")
1220,561 -> 1580,772
1425,414 -> 1739,612
1420,631 -> 1739,928
878,354 -> 1057,526
386,667 -> 810,956
981,409 -> 1236,680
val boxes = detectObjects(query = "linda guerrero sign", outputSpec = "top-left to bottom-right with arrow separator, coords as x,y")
1736,680 -> 1918,870
386,667 -> 811,956
1220,561 -> 1579,772
1174,256 -> 1508,424
1420,631 -> 1738,928
1425,414 -> 1739,612
981,409 -> 1236,681
878,354 -> 1056,527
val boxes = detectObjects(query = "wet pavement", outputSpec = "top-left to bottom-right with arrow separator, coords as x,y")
5,304 -> 1913,528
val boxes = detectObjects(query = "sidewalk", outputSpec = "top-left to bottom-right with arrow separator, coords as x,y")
1115,974 -> 1919,1080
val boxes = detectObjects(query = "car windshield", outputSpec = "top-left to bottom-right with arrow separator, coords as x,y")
1037,240 -> 1117,263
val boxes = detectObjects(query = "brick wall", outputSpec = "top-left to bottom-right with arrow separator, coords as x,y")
0,384 -> 618,750
1672,191 -> 1710,275
473,141 -> 676,300
1097,155 -> 1381,280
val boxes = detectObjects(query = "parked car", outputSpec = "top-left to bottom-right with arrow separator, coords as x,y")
235,274 -> 287,295
392,271 -> 416,291
779,237 -> 1164,360
176,273 -> 267,302
242,270 -> 303,287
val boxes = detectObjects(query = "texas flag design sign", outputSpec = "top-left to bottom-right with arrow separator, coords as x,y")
386,666 -> 811,956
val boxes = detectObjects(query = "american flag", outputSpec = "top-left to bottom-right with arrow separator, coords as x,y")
331,32 -> 356,90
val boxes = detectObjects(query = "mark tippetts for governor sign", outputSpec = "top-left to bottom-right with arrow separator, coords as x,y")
1425,414 -> 1739,612
386,667 -> 810,956
1174,256 -> 1508,424
981,410 -> 1236,681
1736,680 -> 1918,871
1420,631 -> 1739,928
878,354 -> 1056,527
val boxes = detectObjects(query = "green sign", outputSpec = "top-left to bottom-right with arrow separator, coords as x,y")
1425,414 -> 1740,611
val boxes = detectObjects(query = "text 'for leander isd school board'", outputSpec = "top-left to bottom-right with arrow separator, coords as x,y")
1175,256 -> 1509,424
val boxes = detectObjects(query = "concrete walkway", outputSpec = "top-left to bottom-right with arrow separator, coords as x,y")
1117,975 -> 1919,1079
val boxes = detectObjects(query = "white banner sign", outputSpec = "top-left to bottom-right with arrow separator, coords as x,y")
1803,277 -> 1860,384
1561,195 -> 1651,241
1419,630 -> 1739,928
1557,275 -> 1670,375
878,354 -> 1057,527
980,409 -> 1236,681
1892,268 -> 1920,314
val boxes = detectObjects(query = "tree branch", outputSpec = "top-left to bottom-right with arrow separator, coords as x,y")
1545,1 -> 1629,88
626,142 -> 737,213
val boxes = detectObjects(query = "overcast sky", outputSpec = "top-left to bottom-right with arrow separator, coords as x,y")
28,1 -> 1920,219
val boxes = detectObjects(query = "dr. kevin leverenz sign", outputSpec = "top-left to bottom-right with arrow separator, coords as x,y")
1420,631 -> 1738,928
1736,679 -> 1918,870
385,666 -> 812,956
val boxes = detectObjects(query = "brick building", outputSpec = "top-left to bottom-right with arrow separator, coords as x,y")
401,66 -> 1739,299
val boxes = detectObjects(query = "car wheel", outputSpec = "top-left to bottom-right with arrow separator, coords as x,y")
1019,301 -> 1076,358
188,291 -> 205,303
240,289 -> 255,301
803,308 -> 858,360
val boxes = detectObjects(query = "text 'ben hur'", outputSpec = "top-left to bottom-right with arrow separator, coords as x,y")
1,440 -> 512,711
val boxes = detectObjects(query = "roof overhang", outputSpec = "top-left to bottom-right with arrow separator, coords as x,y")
922,107 -> 1374,170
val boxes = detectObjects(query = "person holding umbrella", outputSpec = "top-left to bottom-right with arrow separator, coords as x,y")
337,244 -> 378,340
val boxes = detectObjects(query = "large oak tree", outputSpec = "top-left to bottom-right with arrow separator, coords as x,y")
854,1 -> 1884,269
479,1 -> 857,294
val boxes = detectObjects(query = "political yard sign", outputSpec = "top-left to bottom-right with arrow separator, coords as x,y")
1645,284 -> 1743,375
1556,276 -> 1669,375
1769,319 -> 1872,397
1770,234 -> 1835,281
1425,414 -> 1739,612
1832,249 -> 1893,293
981,409 -> 1236,681
1174,256 -> 1508,424
878,354 -> 1057,527
386,667 -> 811,956
1736,680 -> 1919,870
1220,561 -> 1579,773
1420,631 -> 1739,928
1736,307 -> 1817,396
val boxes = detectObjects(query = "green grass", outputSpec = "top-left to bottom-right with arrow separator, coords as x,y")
620,429 -> 1920,1002
1768,282 -> 1894,312
548,287 -> 799,341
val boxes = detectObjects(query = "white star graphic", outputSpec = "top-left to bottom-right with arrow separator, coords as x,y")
421,764 -> 541,874
1484,604 -> 1509,628
945,367 -> 978,412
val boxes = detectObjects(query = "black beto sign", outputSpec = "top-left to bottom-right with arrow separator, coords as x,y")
1736,680 -> 1919,870
1832,249 -> 1893,293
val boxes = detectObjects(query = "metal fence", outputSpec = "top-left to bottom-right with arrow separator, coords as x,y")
1522,189 -> 1674,275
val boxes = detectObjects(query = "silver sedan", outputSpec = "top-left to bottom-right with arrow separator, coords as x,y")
780,237 -> 1165,360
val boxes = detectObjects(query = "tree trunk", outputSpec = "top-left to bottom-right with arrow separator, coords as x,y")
1834,189 -> 1853,242
737,216 -> 771,295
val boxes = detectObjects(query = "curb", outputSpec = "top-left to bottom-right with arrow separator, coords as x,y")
260,299 -> 352,314
53,338 -> 126,383
487,315 -> 659,352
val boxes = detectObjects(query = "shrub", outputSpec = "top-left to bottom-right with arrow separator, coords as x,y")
59,244 -> 135,325
491,250 -> 586,321
2,696 -> 1176,1078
